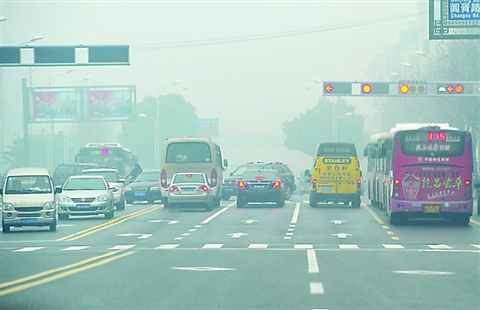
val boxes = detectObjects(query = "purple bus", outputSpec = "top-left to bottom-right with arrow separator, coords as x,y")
377,124 -> 473,225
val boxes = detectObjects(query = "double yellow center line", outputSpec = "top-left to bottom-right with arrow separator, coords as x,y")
0,250 -> 134,296
57,205 -> 160,241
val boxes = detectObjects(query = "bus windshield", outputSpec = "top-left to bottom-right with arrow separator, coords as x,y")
166,142 -> 212,163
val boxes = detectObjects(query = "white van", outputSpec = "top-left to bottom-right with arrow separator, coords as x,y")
1,167 -> 56,233
160,137 -> 228,208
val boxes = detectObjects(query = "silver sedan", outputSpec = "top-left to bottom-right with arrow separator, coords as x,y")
166,172 -> 214,211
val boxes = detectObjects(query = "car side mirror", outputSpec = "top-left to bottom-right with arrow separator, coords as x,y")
55,186 -> 63,194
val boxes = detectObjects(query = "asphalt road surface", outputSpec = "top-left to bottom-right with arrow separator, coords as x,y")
1,195 -> 479,310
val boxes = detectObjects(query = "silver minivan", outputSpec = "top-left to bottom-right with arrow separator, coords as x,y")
1,167 -> 57,233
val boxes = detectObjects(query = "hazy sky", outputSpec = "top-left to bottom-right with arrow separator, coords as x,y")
0,0 -> 424,172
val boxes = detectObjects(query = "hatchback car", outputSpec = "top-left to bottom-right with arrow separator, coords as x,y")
56,175 -> 115,220
124,170 -> 162,204
222,161 -> 296,200
236,169 -> 285,208
81,168 -> 126,210
166,172 -> 214,211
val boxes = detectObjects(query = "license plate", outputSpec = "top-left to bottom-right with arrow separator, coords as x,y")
253,185 -> 266,189
76,204 -> 91,209
321,187 -> 332,192
423,205 -> 440,213
21,218 -> 38,224
135,192 -> 146,196
181,188 -> 195,193
224,188 -> 234,192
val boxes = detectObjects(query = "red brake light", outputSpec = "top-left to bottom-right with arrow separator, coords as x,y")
161,169 -> 168,188
312,179 -> 317,184
465,180 -> 470,185
238,180 -> 246,190
199,185 -> 209,192
357,179 -> 362,184
255,175 -> 266,180
272,180 -> 281,189
168,185 -> 178,192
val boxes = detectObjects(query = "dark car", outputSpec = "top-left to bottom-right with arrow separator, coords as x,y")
52,163 -> 98,187
124,170 -> 162,204
222,161 -> 296,200
236,169 -> 285,208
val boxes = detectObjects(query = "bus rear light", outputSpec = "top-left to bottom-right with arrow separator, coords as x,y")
238,180 -> 246,190
394,179 -> 400,185
161,169 -> 168,188
272,180 -> 281,189
465,180 -> 470,185
356,179 -> 361,184
312,179 -> 317,185
211,168 -> 218,187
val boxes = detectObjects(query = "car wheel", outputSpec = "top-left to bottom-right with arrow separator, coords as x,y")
49,223 -> 57,232
276,199 -> 285,208
2,221 -> 10,233
237,198 -> 246,208
205,201 -> 213,211
126,199 -> 134,204
284,185 -> 293,200
116,197 -> 126,210
163,198 -> 170,209
58,213 -> 69,220
105,208 -> 114,219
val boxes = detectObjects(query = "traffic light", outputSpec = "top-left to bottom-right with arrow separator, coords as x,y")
360,83 -> 390,95
323,82 -> 352,96
399,83 -> 427,95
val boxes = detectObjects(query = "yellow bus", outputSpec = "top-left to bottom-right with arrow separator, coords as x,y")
159,137 -> 228,208
307,142 -> 362,208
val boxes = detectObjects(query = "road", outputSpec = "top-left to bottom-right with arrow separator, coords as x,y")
1,195 -> 480,310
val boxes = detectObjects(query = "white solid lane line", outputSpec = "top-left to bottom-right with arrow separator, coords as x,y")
291,202 -> 301,224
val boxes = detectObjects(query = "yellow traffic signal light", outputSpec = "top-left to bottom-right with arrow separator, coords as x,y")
399,83 -> 427,95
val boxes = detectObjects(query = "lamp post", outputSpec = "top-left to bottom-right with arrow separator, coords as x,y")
334,112 -> 352,142
46,68 -> 77,87
138,114 -> 158,169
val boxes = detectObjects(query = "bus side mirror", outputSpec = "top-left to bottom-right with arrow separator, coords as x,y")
55,186 -> 63,194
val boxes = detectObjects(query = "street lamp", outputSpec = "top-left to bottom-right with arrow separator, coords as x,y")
138,114 -> 158,169
334,112 -> 352,142
46,68 -> 77,87
20,35 -> 44,46
0,16 -> 7,22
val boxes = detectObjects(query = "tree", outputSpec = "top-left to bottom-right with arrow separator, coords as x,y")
118,93 -> 198,169
283,97 -> 368,157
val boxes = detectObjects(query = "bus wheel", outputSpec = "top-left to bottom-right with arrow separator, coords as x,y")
455,215 -> 470,226
309,192 -> 317,207
352,198 -> 361,208
390,213 -> 403,225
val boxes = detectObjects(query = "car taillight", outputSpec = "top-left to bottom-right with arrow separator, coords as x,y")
272,180 -> 281,189
161,169 -> 168,188
238,180 -> 246,190
357,178 -> 362,184
168,185 -> 178,192
199,185 -> 209,192
211,168 -> 217,187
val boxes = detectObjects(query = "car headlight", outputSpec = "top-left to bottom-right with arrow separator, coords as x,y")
95,194 -> 109,202
43,201 -> 56,210
2,203 -> 14,211
149,186 -> 161,191
58,195 -> 72,203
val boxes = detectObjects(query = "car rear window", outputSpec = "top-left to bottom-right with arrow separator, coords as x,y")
173,173 -> 206,184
